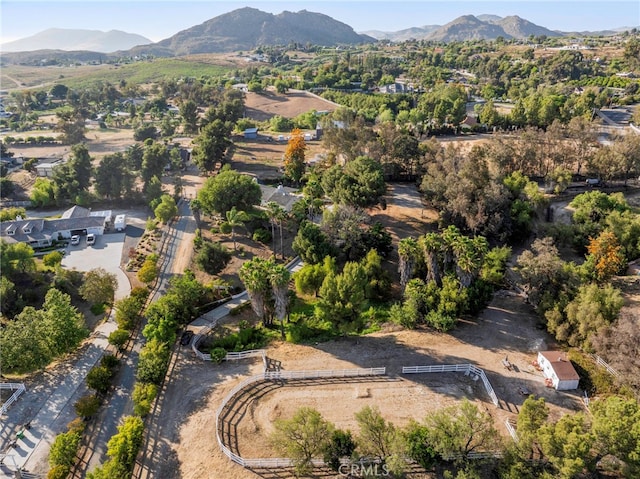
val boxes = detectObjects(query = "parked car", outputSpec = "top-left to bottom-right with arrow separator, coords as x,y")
86,233 -> 96,245
180,330 -> 194,346
70,235 -> 80,245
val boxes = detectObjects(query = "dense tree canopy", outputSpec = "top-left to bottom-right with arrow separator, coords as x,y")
197,166 -> 261,215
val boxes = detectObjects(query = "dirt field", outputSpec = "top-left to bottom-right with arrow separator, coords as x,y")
243,88 -> 339,122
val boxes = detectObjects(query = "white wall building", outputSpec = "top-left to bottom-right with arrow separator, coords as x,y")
537,351 -> 580,390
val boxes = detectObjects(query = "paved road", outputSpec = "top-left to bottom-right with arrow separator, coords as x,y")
1,319 -> 117,477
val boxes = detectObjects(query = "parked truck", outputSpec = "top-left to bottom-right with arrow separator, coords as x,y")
114,214 -> 126,232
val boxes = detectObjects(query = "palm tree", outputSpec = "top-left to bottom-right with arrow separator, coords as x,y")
225,206 -> 248,251
265,202 -> 283,257
265,202 -> 287,259
420,233 -> 442,286
440,225 -> 461,273
270,264 -> 291,339
239,258 -> 269,325
398,237 -> 419,294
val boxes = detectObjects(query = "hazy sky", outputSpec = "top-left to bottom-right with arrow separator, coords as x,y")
1,0 -> 639,44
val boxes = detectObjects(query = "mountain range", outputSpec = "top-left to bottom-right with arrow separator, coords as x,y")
362,14 -> 563,42
1,28 -> 151,53
0,8 -> 636,57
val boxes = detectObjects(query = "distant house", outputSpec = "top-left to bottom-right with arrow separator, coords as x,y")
0,206 -> 111,248
537,351 -> 580,390
259,184 -> 302,212
35,159 -> 65,177
244,128 -> 259,139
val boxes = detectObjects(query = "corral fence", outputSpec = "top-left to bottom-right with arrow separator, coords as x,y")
589,354 -> 620,378
402,364 -> 500,407
505,418 -> 518,443
0,383 -> 26,415
216,368 -> 386,468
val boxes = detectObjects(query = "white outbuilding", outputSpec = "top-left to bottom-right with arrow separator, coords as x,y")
537,351 -> 580,390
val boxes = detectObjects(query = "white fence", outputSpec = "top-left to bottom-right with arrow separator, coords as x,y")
505,419 -> 518,443
402,364 -> 500,407
0,383 -> 26,415
216,368 -> 386,468
589,354 -> 620,378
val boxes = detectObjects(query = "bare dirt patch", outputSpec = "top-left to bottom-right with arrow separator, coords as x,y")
244,88 -> 338,122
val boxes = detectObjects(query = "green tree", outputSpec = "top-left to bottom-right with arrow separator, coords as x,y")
49,430 -> 81,470
0,206 -> 25,221
105,416 -> 144,472
591,395 -> 640,469
132,382 -> 158,417
0,276 -> 17,316
43,250 -> 64,269
94,152 -> 134,200
538,413 -> 594,479
398,237 -> 420,294
265,201 -> 286,259
294,262 -> 327,297
30,177 -> 56,207
51,143 -> 92,204
546,282 -> 623,349
197,166 -> 261,215
239,257 -> 291,327
179,99 -> 199,135
270,407 -> 334,476
87,365 -> 113,394
516,395 -> 549,456
79,268 -> 117,305
404,421 -> 438,470
292,221 -> 334,265
224,206 -> 248,251
321,156 -> 386,207
108,329 -> 130,350
74,394 -> 101,418
137,338 -> 170,384
423,399 -> 500,458
323,429 -> 356,472
141,142 -> 169,191
355,405 -> 397,460
317,261 -> 368,332
154,194 -> 178,223
0,240 -> 36,277
192,118 -> 232,172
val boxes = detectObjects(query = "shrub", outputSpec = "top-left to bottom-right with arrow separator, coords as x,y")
210,347 -> 227,364
101,354 -> 120,370
252,227 -> 272,244
87,365 -> 114,394
132,382 -> 158,417
108,329 -> 130,350
49,429 -> 81,470
195,240 -> 231,275
48,464 -> 71,479
74,394 -> 101,418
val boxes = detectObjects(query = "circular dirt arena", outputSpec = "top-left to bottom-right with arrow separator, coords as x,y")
228,373 -> 489,459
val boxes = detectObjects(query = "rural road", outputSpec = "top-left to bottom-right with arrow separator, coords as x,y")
70,199 -> 196,477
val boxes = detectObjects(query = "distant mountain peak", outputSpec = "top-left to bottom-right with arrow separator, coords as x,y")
1,28 -> 151,53
145,7 -> 373,56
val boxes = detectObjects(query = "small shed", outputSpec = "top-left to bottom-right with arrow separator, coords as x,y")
244,128 -> 258,139
537,351 -> 580,390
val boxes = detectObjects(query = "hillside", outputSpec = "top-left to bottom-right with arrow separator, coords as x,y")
146,7 -> 374,56
0,28 -> 151,53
